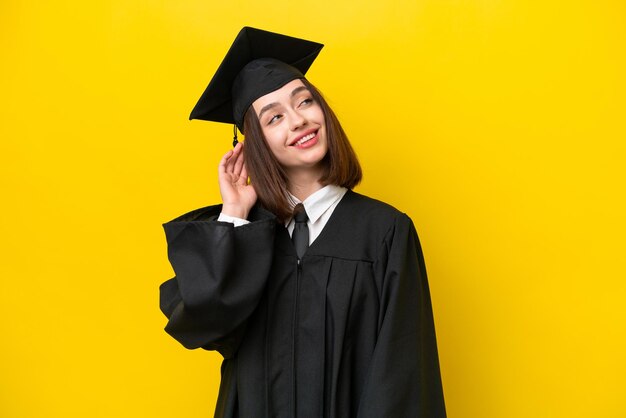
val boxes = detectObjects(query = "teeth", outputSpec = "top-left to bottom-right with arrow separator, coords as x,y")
295,132 -> 316,145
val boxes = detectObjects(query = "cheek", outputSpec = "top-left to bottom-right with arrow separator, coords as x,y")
311,106 -> 325,124
263,131 -> 287,156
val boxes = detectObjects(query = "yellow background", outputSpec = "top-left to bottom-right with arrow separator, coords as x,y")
2,1 -> 625,417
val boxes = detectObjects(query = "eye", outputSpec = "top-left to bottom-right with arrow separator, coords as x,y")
267,114 -> 283,125
299,97 -> 313,107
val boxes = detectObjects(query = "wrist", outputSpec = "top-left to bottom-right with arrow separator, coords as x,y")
221,204 -> 249,220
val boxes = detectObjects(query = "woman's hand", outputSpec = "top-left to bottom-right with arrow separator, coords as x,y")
218,142 -> 257,219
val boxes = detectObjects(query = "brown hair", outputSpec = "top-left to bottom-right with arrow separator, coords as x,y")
243,79 -> 362,222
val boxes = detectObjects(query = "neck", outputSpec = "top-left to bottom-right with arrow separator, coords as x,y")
286,166 -> 324,201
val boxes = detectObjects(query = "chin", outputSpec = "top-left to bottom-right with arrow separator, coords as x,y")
304,149 -> 328,166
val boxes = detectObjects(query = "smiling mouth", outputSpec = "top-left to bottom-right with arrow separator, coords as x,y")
292,130 -> 318,146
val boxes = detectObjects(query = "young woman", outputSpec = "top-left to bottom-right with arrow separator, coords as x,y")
160,27 -> 446,417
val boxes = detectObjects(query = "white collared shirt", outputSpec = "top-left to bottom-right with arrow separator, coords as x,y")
218,184 -> 348,245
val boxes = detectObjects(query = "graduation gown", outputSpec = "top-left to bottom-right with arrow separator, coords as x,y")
160,190 -> 446,417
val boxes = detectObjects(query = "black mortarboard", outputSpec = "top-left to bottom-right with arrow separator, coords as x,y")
189,27 -> 324,137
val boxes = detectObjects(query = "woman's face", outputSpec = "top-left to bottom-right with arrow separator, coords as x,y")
252,79 -> 328,175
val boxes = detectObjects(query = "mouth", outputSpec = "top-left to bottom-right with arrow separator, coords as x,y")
290,129 -> 319,147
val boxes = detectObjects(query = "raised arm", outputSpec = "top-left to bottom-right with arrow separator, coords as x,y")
159,143 -> 275,358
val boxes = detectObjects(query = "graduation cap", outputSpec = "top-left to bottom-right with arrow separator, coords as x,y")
190,26 -> 324,145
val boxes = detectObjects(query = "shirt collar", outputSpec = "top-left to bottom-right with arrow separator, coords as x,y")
287,185 -> 347,226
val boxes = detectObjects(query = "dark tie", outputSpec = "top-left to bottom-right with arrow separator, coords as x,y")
292,203 -> 309,260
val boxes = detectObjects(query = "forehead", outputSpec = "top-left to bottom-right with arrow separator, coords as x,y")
252,79 -> 307,111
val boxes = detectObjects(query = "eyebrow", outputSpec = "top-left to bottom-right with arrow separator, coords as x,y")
257,86 -> 311,120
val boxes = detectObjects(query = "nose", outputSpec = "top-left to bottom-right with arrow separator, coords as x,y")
288,109 -> 307,131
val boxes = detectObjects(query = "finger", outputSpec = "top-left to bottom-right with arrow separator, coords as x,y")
233,147 -> 245,180
231,141 -> 243,157
240,163 -> 249,184
225,144 -> 243,174
218,149 -> 234,175
227,143 -> 243,173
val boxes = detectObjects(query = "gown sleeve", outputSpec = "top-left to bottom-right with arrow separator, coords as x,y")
357,213 -> 446,418
159,204 -> 276,358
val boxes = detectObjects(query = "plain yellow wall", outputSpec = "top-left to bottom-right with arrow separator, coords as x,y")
1,1 -> 625,417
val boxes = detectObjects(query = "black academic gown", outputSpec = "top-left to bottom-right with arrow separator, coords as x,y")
160,190 -> 446,418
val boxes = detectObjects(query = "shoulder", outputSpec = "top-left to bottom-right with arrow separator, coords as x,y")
342,190 -> 412,228
343,192 -> 425,267
316,190 -> 416,260
344,191 -> 419,246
